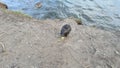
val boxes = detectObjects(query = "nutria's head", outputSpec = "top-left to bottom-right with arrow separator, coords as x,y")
60,24 -> 71,38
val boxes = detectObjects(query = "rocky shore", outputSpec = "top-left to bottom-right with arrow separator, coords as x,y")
0,2 -> 8,9
0,8 -> 120,68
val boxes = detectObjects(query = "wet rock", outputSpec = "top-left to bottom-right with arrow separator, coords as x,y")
0,2 -> 8,9
73,18 -> 83,25
69,17 -> 83,25
60,24 -> 71,40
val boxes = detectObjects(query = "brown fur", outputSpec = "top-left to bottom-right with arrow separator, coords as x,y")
0,2 -> 8,9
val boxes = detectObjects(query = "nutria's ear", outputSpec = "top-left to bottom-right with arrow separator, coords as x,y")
0,2 -> 8,9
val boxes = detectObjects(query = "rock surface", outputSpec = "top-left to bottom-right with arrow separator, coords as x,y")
0,9 -> 120,68
0,2 -> 8,9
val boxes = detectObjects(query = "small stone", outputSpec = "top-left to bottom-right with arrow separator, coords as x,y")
69,17 -> 82,25
35,2 -> 42,8
74,18 -> 82,25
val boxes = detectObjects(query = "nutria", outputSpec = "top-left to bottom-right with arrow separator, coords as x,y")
0,2 -> 8,9
35,2 -> 42,8
60,24 -> 71,39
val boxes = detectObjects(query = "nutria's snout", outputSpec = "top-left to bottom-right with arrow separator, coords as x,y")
60,24 -> 71,38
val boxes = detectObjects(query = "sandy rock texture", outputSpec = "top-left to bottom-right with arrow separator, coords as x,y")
0,9 -> 120,68
0,2 -> 8,9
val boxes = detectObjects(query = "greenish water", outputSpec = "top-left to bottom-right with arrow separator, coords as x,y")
1,0 -> 120,30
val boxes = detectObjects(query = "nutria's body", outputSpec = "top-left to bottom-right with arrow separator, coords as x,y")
60,24 -> 71,37
35,2 -> 42,8
0,2 -> 8,9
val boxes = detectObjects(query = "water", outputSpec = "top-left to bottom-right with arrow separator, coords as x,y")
1,0 -> 120,30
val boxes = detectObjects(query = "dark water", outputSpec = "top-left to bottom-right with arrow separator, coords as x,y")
1,0 -> 120,30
